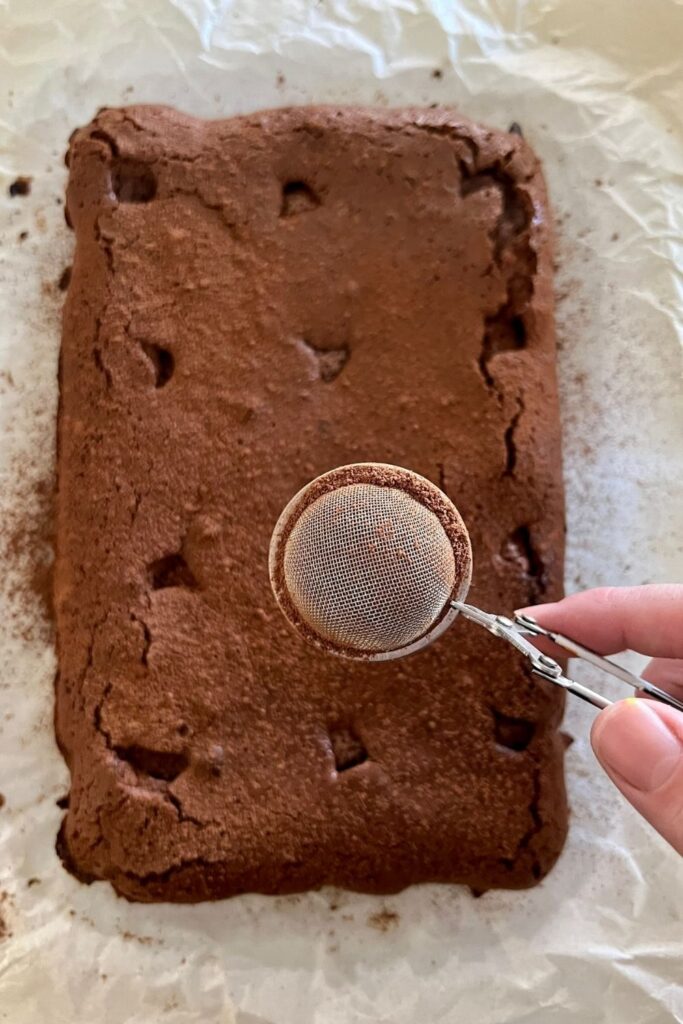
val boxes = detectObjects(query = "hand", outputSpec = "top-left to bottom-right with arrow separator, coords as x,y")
520,585 -> 683,855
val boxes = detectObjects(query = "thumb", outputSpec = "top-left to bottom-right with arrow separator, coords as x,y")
591,699 -> 683,855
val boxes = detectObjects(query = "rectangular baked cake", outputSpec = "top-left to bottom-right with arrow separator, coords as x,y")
56,105 -> 567,901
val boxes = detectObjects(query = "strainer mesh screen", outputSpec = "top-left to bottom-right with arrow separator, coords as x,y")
283,484 -> 456,653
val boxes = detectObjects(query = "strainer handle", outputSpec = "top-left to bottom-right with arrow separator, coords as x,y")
529,665 -> 611,710
452,600 -> 683,713
515,612 -> 683,713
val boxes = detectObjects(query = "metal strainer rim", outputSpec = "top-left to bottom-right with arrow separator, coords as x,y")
268,463 -> 473,661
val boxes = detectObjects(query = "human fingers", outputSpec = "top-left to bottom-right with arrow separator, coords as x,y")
641,658 -> 683,703
518,585 -> 683,659
591,698 -> 683,855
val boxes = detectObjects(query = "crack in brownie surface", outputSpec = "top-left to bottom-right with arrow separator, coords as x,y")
56,105 -> 567,902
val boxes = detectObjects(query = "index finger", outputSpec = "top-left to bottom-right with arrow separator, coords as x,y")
517,585 -> 683,660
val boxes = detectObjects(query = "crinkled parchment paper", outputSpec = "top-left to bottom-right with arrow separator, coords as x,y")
1,2 -> 682,1022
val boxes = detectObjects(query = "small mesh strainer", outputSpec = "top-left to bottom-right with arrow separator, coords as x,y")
269,463 -> 473,660
270,464 -> 683,713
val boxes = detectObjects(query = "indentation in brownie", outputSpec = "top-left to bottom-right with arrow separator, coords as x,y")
114,745 -> 188,782
460,172 -> 496,199
492,709 -> 535,752
140,341 -> 174,388
112,160 -> 157,204
94,217 -> 114,274
58,266 -> 72,292
492,182 -> 531,268
131,613 -> 152,666
280,180 -> 320,217
299,336 -> 350,382
329,725 -> 368,773
460,165 -> 530,264
502,399 -> 524,477
90,127 -> 119,157
501,524 -> 546,599
479,312 -> 526,388
93,346 -> 113,388
459,155 -> 535,402
149,552 -> 198,590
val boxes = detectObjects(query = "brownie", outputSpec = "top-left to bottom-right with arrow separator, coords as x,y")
56,105 -> 567,902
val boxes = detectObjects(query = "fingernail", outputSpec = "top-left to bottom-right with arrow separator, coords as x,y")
592,698 -> 682,791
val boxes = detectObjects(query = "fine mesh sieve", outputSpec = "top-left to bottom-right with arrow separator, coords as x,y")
269,463 -> 473,660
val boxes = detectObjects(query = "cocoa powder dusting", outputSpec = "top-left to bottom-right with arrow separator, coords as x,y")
1,471 -> 55,642
55,105 -> 567,902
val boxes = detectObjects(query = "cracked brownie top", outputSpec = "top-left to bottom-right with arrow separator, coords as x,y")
56,105 -> 566,902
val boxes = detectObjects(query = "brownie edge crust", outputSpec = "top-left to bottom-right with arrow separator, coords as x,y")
56,105 -> 567,902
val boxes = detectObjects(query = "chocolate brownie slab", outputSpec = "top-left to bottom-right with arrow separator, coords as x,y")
56,105 -> 567,901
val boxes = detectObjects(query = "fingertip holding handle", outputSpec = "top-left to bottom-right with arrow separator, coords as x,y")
591,698 -> 683,855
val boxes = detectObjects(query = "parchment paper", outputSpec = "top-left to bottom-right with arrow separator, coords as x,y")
1,2 -> 682,1022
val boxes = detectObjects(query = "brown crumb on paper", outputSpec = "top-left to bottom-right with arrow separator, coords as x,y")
121,930 -> 160,946
368,907 -> 400,932
0,892 -> 13,941
9,176 -> 32,197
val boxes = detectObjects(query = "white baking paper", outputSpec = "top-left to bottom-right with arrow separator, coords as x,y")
1,2 -> 682,1022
